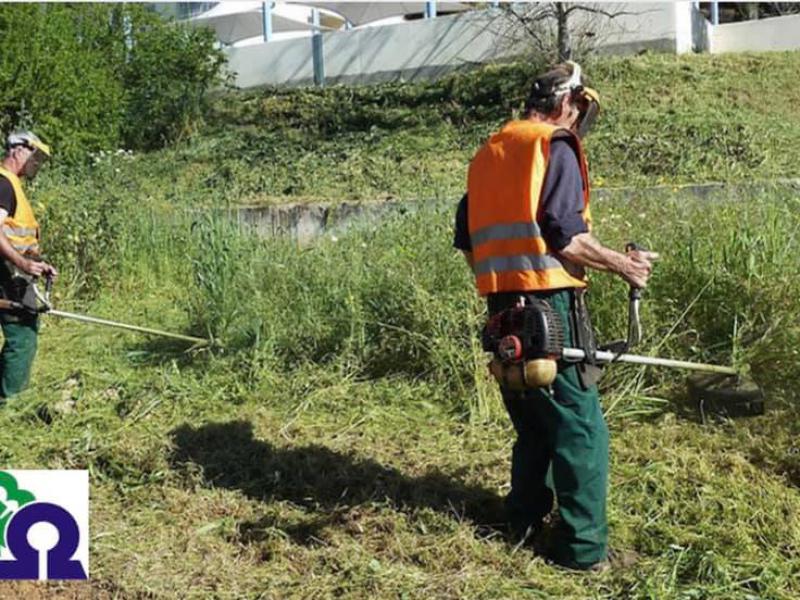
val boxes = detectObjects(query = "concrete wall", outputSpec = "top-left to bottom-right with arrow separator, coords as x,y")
227,36 -> 315,88
225,3 -> 699,89
711,14 -> 800,53
590,2 -> 699,55
224,5 -> 800,89
227,10 -> 522,88
231,180 -> 800,245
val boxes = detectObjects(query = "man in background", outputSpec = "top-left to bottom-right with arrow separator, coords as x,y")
0,131 -> 58,399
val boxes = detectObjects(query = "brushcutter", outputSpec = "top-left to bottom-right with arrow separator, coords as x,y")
0,276 -> 210,346
482,243 -> 764,418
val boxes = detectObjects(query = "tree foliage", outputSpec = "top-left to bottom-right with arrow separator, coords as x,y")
493,2 -> 636,63
0,4 -> 224,160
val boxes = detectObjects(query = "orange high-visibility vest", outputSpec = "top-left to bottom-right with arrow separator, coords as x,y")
467,120 -> 592,296
0,166 -> 41,257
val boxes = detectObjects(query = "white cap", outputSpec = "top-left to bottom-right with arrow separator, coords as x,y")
5,130 -> 51,156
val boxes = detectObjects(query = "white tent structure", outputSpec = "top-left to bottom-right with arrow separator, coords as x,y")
185,1 -> 479,87
297,2 -> 471,27
187,2 -> 344,45
186,2 -> 473,46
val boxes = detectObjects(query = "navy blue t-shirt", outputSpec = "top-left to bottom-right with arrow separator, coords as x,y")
453,137 -> 588,252
0,177 -> 17,216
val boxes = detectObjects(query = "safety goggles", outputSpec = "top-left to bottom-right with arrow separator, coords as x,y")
554,61 -> 601,138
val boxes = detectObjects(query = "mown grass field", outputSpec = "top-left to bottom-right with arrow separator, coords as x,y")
1,51 -> 799,598
1,185 -> 799,598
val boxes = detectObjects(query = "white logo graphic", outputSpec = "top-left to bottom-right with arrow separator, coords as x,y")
0,470 -> 89,580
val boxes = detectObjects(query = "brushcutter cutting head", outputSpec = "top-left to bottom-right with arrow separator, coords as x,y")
688,373 -> 764,420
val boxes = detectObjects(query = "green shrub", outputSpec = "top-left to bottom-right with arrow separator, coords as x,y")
122,9 -> 226,150
0,4 -> 127,158
0,4 -> 224,160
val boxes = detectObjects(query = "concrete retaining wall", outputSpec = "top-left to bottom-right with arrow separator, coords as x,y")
225,3 -> 699,89
229,179 -> 800,244
711,14 -> 800,53
222,5 -> 800,89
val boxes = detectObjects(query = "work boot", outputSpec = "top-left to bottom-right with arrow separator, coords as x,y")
511,523 -> 542,553
511,513 -> 563,556
550,547 -> 639,572
586,548 -> 640,573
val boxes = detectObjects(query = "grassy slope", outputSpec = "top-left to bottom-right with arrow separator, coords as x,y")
0,53 -> 799,598
63,51 -> 800,207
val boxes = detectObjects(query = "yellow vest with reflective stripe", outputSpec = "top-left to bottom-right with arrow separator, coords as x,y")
0,166 -> 40,257
467,120 -> 591,296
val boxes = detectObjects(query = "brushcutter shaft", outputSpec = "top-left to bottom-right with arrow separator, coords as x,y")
561,347 -> 738,375
47,309 -> 210,346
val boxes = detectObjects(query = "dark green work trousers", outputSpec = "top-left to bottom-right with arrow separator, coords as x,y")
490,288 -> 609,568
0,314 -> 39,400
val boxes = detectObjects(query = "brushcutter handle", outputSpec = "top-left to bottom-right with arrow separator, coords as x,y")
625,242 -> 646,300
624,242 -> 645,252
0,298 -> 25,312
624,242 -> 646,348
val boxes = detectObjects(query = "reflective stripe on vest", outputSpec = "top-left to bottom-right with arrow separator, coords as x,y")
2,226 -> 37,237
0,167 -> 40,256
466,120 -> 591,296
470,222 -> 543,246
474,253 -> 565,276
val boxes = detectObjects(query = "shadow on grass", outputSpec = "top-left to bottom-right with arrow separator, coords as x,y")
169,420 -> 507,546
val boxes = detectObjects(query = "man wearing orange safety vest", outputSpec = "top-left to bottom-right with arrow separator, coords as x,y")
0,131 -> 58,400
454,63 -> 658,571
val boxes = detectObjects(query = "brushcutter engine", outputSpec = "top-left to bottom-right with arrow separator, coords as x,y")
481,243 -> 655,391
481,299 -> 565,390
0,259 -> 53,316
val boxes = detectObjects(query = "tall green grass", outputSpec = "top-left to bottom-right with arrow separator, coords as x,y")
90,186 -> 794,422
191,52 -> 800,202
35,171 -> 799,422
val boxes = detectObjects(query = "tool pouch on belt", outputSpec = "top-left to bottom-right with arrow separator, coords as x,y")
568,288 -> 603,390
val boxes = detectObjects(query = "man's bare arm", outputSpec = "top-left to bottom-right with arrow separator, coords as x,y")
0,208 -> 57,278
559,232 -> 658,288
